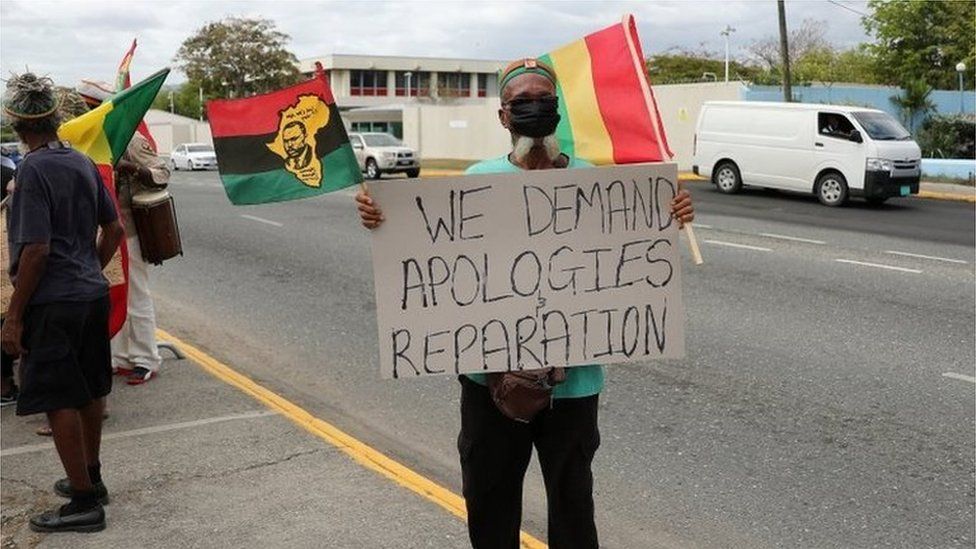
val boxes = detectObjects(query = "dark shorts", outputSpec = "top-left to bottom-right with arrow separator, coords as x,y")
16,296 -> 112,416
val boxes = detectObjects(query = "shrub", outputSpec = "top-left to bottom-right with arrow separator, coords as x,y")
916,114 -> 975,159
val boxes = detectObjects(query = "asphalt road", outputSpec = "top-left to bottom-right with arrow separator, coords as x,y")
153,170 -> 974,549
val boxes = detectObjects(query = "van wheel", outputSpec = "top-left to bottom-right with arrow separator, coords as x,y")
406,168 -> 420,178
713,161 -> 742,194
865,196 -> 888,206
366,159 -> 381,179
815,172 -> 849,207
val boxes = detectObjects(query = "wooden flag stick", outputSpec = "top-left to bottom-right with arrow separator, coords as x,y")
683,223 -> 704,265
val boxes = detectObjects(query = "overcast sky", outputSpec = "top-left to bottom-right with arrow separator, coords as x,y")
0,0 -> 873,87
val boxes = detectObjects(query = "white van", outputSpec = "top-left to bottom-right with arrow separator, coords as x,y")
693,101 -> 922,206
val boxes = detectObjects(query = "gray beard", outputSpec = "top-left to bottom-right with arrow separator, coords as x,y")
512,134 -> 561,163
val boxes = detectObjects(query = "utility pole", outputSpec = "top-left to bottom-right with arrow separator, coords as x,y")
777,0 -> 793,102
198,85 -> 204,121
168,91 -> 174,114
721,25 -> 736,83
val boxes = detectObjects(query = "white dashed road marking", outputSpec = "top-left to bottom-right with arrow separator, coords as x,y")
704,239 -> 772,252
834,259 -> 922,274
942,372 -> 976,384
884,250 -> 968,264
240,214 -> 284,227
760,233 -> 827,245
693,223 -> 713,229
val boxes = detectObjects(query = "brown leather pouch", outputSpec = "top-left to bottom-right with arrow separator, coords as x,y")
486,368 -> 567,423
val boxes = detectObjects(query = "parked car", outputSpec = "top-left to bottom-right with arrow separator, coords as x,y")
693,101 -> 922,206
170,143 -> 218,171
1,142 -> 23,166
349,132 -> 420,179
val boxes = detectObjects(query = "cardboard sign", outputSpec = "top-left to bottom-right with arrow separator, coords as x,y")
370,163 -> 685,379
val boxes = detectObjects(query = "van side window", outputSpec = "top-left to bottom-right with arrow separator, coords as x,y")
818,113 -> 856,139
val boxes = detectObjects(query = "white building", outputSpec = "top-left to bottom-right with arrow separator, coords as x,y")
298,54 -> 512,160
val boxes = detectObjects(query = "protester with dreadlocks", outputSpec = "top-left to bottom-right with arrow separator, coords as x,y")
1,72 -> 124,533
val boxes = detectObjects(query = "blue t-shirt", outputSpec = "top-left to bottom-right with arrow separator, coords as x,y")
463,154 -> 605,399
7,145 -> 118,305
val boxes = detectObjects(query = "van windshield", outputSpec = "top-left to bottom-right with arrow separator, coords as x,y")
851,112 -> 911,141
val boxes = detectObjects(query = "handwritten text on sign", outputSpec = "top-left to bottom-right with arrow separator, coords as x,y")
370,163 -> 685,379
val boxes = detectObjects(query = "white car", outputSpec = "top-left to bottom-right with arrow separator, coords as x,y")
170,143 -> 218,171
349,132 -> 420,179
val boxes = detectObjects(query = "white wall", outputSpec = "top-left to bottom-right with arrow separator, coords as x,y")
147,123 -> 213,155
402,104 -> 510,161
653,81 -> 745,169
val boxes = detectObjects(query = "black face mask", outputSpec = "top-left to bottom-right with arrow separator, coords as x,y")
507,96 -> 560,138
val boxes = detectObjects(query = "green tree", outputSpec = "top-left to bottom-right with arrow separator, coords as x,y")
792,46 -> 880,85
864,0 -> 975,89
890,79 -> 935,132
151,82 -> 213,120
646,53 -> 759,83
174,16 -> 301,99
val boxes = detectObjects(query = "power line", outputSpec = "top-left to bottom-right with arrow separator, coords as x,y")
826,0 -> 873,20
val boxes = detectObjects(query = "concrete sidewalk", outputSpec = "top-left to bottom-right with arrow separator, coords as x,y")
0,348 -> 470,548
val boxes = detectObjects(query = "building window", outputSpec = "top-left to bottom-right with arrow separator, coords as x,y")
395,71 -> 430,97
477,74 -> 487,97
351,121 -> 402,139
350,70 -> 387,96
437,72 -> 470,97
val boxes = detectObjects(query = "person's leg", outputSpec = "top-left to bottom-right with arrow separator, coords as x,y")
79,397 -> 105,466
46,408 -> 92,492
534,394 -> 601,549
110,319 -> 132,373
18,303 -> 106,532
52,296 -> 112,503
122,236 -> 161,383
458,377 -> 533,549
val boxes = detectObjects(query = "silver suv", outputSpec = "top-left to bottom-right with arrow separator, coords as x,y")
349,132 -> 420,179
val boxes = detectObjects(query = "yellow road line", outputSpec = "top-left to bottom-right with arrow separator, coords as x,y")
916,190 -> 976,203
156,328 -> 547,549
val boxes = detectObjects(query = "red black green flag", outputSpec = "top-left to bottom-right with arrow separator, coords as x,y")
207,71 -> 362,205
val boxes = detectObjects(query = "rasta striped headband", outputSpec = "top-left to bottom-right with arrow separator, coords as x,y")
498,58 -> 557,92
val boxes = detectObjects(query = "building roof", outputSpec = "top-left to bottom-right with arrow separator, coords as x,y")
298,53 -> 507,74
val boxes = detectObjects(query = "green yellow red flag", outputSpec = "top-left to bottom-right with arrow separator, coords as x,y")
539,14 -> 672,165
59,67 -> 169,167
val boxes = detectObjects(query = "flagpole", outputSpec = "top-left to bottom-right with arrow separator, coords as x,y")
683,224 -> 704,265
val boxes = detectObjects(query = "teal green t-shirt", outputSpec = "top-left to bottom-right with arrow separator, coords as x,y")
462,154 -> 605,399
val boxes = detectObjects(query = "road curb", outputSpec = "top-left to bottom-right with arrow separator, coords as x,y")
677,175 -> 975,204
916,190 -> 976,203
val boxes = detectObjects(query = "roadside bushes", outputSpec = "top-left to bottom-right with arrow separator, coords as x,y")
916,114 -> 975,159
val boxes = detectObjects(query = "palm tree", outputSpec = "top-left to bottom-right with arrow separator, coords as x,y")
890,79 -> 935,133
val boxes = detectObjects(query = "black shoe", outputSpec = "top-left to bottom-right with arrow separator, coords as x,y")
29,502 -> 105,533
54,478 -> 109,505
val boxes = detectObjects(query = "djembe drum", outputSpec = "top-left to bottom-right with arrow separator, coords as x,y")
131,190 -> 183,265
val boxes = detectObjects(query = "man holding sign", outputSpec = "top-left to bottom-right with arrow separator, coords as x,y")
358,58 -> 694,548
